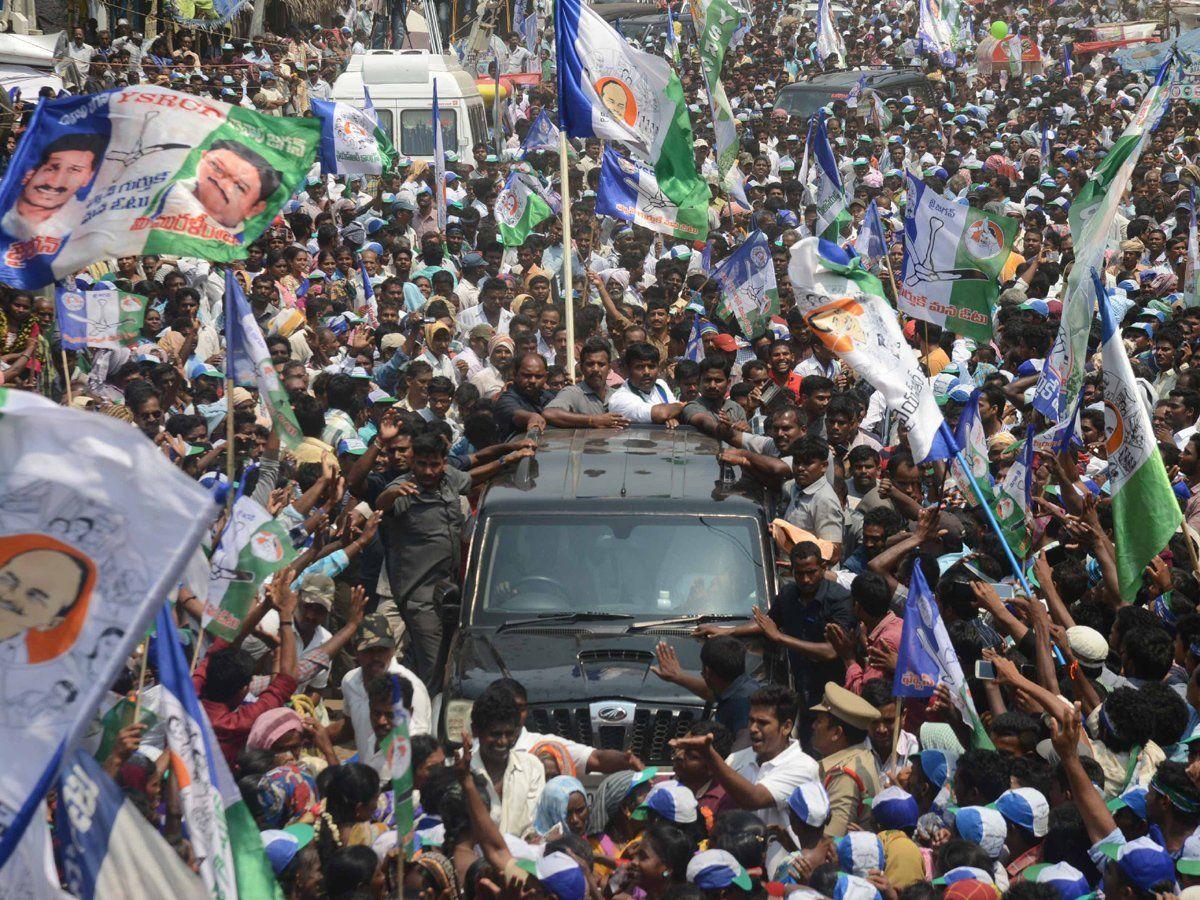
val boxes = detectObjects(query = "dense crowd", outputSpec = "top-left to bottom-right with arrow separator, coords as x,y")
9,0 -> 1200,898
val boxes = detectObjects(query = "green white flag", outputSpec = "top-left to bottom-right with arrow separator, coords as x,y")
1033,59 -> 1175,426
202,496 -> 297,641
688,0 -> 741,177
385,675 -> 415,856
1098,273 -> 1182,600
993,427 -> 1033,559
899,173 -> 1017,343
495,173 -> 553,247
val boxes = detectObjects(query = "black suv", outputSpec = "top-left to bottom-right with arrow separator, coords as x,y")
439,426 -> 778,764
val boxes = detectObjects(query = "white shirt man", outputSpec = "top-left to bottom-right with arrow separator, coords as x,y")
608,378 -> 677,423
725,740 -> 820,831
470,747 -> 545,835
341,660 -> 431,773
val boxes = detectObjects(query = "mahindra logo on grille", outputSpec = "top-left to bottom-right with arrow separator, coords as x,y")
597,706 -> 629,723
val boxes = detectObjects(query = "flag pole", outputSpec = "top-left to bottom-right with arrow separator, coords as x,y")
61,349 -> 72,404
132,638 -> 150,722
559,128 -> 577,383
223,270 -> 236,515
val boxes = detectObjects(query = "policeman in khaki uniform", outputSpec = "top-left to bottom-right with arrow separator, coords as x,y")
809,681 -> 883,837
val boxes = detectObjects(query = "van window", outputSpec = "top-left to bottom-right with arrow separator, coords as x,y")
400,109 -> 457,156
468,104 -> 489,147
373,108 -> 394,146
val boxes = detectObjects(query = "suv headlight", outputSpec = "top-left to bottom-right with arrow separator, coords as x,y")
444,699 -> 474,742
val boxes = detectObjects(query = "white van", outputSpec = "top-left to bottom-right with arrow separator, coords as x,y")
331,49 -> 490,163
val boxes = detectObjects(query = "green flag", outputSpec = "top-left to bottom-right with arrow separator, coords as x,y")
495,173 -> 553,247
202,496 -> 297,642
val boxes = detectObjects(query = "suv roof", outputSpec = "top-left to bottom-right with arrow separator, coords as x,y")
775,67 -> 935,117
481,426 -> 761,513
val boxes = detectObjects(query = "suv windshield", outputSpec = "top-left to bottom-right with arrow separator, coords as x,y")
475,513 -> 765,620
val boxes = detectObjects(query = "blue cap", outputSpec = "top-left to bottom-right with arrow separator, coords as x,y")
1025,862 -> 1092,900
533,852 -> 587,900
996,788 -> 1050,837
686,850 -> 753,891
955,806 -> 1007,859
1101,836 -> 1177,893
912,749 -> 953,789
833,873 -> 883,900
835,833 -> 886,877
787,783 -> 831,827
634,781 -> 697,824
872,786 -> 919,830
1107,786 -> 1148,822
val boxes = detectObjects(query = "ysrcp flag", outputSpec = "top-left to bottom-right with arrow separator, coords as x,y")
520,109 -> 561,155
894,561 -> 993,749
0,389 -> 216,872
311,86 -> 397,176
810,115 -> 848,241
950,388 -> 995,507
788,238 -> 954,463
226,269 -> 302,449
918,0 -> 961,61
555,0 -> 709,238
56,748 -> 206,899
689,0 -> 743,177
202,494 -> 296,641
55,285 -> 147,349
495,171 -> 553,248
0,85 -> 319,289
1097,272 -> 1181,600
815,0 -> 845,65
712,230 -> 779,338
900,174 -> 1016,342
994,425 -> 1034,558
596,147 -> 706,241
153,606 -> 281,899
1033,59 -> 1174,426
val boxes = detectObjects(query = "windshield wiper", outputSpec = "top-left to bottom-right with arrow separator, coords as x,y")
495,612 -> 635,633
625,613 -> 744,632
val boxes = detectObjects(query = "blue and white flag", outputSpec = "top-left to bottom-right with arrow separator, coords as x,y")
950,389 -> 995,507
852,199 -> 886,267
894,561 -> 993,748
0,85 -> 318,289
359,254 -> 378,323
311,87 -> 397,176
683,312 -> 706,362
433,80 -> 448,232
0,389 -> 216,872
56,748 -> 206,898
711,230 -> 780,338
815,0 -> 845,66
809,114 -> 848,241
555,0 -> 709,239
521,109 -> 561,155
596,147 -> 705,241
153,605 -> 282,898
226,269 -> 303,449
1040,122 -> 1051,175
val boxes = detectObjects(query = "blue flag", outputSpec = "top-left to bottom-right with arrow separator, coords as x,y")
359,255 -> 377,322
521,109 -> 561,156
893,561 -> 941,698
893,560 -> 994,747
225,269 -> 303,448
56,748 -> 205,897
712,230 -> 780,338
684,313 -> 706,362
852,199 -> 886,266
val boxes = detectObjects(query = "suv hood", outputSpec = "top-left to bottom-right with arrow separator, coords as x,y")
453,627 -> 709,704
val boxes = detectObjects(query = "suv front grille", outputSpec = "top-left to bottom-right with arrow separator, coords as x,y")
526,705 -> 699,763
